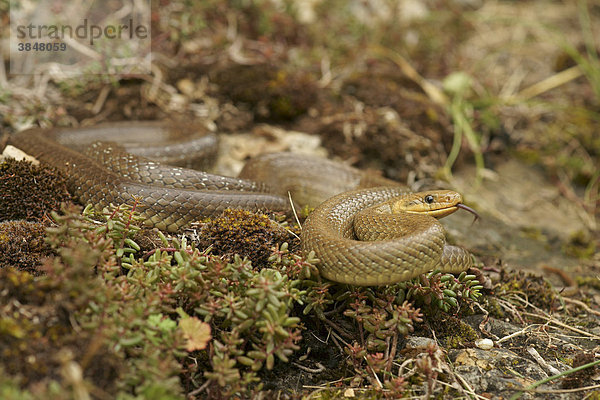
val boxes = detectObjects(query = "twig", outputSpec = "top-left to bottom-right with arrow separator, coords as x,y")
385,333 -> 398,375
526,346 -> 561,375
521,311 -> 600,339
510,294 -> 600,339
438,373 -> 488,400
497,326 -> 535,344
369,46 -> 449,107
321,318 -> 354,341
328,330 -> 346,354
508,66 -> 583,102
293,362 -> 326,374
92,86 -> 111,115
395,358 -> 416,378
496,298 -> 526,325
541,265 -> 577,287
288,190 -> 301,240
310,332 -> 328,344
187,380 -> 211,398
562,297 -> 600,317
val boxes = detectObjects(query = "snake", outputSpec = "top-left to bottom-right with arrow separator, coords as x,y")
7,121 -> 477,286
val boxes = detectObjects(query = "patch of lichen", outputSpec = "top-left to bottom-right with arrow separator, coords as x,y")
197,208 -> 299,267
0,221 -> 53,274
211,64 -> 319,121
0,158 -> 72,222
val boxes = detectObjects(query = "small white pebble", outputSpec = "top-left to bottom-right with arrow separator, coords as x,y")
475,338 -> 494,350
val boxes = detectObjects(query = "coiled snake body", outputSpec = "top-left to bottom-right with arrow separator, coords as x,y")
8,122 -> 475,285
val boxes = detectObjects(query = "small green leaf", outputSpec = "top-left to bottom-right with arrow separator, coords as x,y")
124,238 -> 140,251
266,354 -> 275,370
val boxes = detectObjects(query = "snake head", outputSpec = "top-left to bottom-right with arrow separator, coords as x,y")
391,190 -> 478,221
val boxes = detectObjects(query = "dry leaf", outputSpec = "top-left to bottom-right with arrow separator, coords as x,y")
179,316 -> 211,352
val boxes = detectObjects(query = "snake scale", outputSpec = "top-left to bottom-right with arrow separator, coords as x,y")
8,121 -> 476,286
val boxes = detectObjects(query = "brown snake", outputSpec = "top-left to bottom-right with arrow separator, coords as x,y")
8,121 -> 476,286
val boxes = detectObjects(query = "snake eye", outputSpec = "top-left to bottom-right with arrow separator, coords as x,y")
424,195 -> 434,204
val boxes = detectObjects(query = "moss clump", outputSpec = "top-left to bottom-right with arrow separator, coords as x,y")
197,208 -> 298,267
562,230 -> 596,259
484,297 -> 505,319
576,276 -> 600,290
0,158 -> 72,222
436,317 -> 479,349
212,64 -> 319,121
0,221 -> 52,274
496,269 -> 559,311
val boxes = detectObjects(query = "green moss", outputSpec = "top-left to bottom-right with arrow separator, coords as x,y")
197,208 -> 298,267
519,226 -> 547,242
562,230 -> 596,259
484,297 -> 505,319
584,392 -> 600,400
496,269 -> 559,313
514,147 -> 542,164
436,317 -> 479,349
0,373 -> 34,400
576,276 -> 600,290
